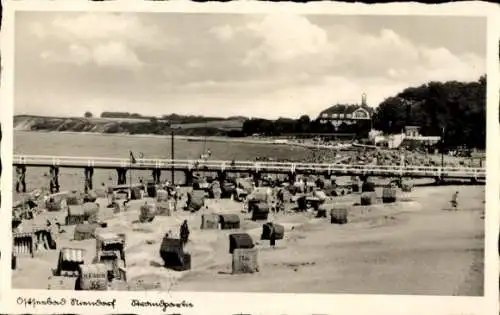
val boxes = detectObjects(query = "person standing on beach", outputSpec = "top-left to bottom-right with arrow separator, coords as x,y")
174,185 -> 181,211
101,182 -> 108,200
269,223 -> 276,248
171,187 -> 177,211
451,191 -> 459,210
180,220 -> 190,246
277,187 -> 286,213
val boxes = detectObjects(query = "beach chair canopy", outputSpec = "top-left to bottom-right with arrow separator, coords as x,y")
229,233 -> 254,254
219,214 -> 240,224
96,232 -> 124,245
261,223 -> 285,240
159,237 -> 184,266
68,206 -> 85,216
79,263 -> 108,278
61,247 -> 85,264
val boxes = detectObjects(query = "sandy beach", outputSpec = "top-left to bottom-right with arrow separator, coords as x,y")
12,182 -> 484,295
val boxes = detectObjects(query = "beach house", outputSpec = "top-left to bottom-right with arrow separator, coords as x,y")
317,93 -> 373,129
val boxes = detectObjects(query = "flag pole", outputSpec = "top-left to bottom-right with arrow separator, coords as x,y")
129,151 -> 132,199
171,129 -> 175,186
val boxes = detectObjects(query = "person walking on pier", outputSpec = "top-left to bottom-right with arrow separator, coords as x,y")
180,220 -> 190,246
451,191 -> 459,210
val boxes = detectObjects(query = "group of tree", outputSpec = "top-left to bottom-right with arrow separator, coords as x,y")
100,111 -> 150,119
241,115 -> 371,138
372,76 -> 486,149
87,111 -> 247,125
161,114 -> 247,124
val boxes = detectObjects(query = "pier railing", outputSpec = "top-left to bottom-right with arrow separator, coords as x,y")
13,155 -> 486,179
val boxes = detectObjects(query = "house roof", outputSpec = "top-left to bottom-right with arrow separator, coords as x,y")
319,104 -> 374,117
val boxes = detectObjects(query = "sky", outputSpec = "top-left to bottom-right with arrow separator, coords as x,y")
15,12 -> 486,120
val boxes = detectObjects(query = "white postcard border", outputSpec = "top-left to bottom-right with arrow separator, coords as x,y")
1,1 -> 499,314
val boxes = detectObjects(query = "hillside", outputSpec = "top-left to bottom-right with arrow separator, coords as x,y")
13,115 -> 245,137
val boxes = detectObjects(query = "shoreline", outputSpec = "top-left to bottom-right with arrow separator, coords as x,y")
14,131 -> 488,160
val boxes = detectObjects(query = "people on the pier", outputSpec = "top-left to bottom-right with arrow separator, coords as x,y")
180,220 -> 190,246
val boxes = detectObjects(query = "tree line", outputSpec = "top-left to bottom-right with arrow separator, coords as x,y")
372,76 -> 486,149
84,111 -> 248,125
241,115 -> 371,138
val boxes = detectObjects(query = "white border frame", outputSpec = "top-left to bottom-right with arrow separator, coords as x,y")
1,1 -> 499,314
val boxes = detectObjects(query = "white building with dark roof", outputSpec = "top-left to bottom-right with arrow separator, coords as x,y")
317,93 -> 373,128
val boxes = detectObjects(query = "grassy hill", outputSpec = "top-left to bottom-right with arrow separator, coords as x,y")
14,115 -> 245,137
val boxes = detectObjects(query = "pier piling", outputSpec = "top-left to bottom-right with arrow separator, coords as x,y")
252,171 -> 261,187
152,169 -> 161,184
217,170 -> 227,183
434,176 -> 443,185
15,166 -> 27,193
185,170 -> 194,187
49,166 -> 60,193
84,167 -> 94,193
116,168 -> 127,185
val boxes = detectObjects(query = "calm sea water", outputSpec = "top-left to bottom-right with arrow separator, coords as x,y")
13,131 -> 313,194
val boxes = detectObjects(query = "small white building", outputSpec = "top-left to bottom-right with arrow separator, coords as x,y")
369,126 -> 441,149
404,126 -> 421,137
